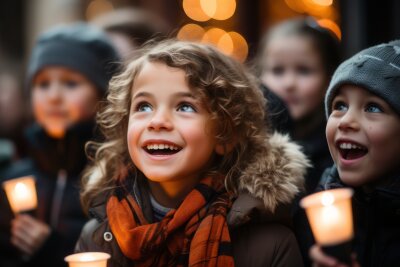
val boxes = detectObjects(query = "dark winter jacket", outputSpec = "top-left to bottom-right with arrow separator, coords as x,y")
75,133 -> 309,267
290,119 -> 333,266
295,120 -> 332,194
317,166 -> 400,267
0,139 -> 14,177
0,122 -> 94,267
261,84 -> 293,134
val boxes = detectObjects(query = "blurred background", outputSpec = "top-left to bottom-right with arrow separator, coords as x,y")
0,0 -> 399,78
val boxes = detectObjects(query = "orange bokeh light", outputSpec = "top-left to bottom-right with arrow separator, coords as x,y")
202,27 -> 227,45
200,0 -> 236,20
311,0 -> 333,6
223,32 -> 248,62
317,18 -> 341,40
285,0 -> 306,13
183,0 -> 210,22
86,0 -> 114,21
218,33 -> 234,55
177,24 -> 206,42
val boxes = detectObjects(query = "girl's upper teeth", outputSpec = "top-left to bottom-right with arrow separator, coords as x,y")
339,142 -> 363,149
146,144 -> 179,150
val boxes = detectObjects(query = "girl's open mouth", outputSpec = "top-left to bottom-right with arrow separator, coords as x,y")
144,143 -> 182,156
337,141 -> 368,160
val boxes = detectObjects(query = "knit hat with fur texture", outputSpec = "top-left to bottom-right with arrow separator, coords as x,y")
325,41 -> 400,117
27,22 -> 120,93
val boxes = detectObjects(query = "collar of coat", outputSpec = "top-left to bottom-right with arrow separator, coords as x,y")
322,165 -> 400,205
88,132 -> 310,226
24,121 -> 95,175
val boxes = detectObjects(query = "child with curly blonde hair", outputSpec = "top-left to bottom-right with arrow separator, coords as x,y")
75,40 -> 309,267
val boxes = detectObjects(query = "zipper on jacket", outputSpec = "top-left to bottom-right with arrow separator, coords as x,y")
50,169 -> 67,228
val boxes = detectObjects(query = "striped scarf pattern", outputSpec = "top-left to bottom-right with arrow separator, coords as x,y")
106,176 -> 234,267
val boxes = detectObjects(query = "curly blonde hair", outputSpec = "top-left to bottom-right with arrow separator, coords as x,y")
81,39 -> 269,211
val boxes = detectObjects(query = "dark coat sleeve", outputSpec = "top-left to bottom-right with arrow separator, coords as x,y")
75,219 -> 100,252
75,218 -> 134,267
231,222 -> 304,267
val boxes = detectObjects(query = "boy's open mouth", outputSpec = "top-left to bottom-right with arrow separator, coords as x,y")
144,144 -> 182,155
337,141 -> 368,160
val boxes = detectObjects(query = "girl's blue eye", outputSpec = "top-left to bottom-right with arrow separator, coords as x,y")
177,103 -> 196,113
64,80 -> 79,88
297,65 -> 313,75
365,103 -> 383,113
136,102 -> 153,112
270,66 -> 284,76
36,81 -> 50,89
332,101 -> 348,111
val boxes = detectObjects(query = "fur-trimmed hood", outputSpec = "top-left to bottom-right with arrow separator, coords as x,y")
228,132 -> 310,227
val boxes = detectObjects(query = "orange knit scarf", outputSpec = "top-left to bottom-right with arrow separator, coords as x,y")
106,176 -> 234,267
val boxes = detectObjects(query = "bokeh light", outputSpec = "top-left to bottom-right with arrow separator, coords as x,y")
201,29 -> 247,62
177,24 -> 206,42
200,0 -> 236,20
317,18 -> 341,40
311,0 -> 333,6
285,0 -> 306,13
183,0 -> 210,22
202,27 -> 227,45
86,0 -> 113,21
222,32 -> 248,62
217,33 -> 234,55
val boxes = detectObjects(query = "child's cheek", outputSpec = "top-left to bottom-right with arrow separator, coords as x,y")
325,117 -> 337,160
68,98 -> 97,123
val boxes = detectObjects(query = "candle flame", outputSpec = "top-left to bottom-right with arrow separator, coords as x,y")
14,182 -> 29,198
80,254 -> 96,262
321,192 -> 334,206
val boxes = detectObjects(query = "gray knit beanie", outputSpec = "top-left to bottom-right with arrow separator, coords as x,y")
27,22 -> 120,94
325,40 -> 400,117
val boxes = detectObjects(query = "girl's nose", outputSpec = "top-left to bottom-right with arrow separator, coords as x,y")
282,72 -> 296,91
47,82 -> 63,100
338,109 -> 360,131
148,110 -> 173,131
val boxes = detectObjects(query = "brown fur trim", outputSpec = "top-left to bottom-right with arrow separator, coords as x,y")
237,132 -> 310,212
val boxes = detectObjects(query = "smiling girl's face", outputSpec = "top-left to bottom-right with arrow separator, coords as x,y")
127,62 -> 223,199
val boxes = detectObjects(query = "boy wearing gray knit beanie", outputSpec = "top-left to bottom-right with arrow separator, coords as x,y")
309,41 -> 400,267
27,22 -> 120,138
0,22 -> 120,267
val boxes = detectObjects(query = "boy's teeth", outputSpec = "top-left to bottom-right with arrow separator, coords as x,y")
339,142 -> 363,149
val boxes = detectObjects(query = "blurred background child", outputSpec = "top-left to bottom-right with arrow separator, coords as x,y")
310,40 -> 400,267
255,17 -> 342,266
90,7 -> 169,60
257,16 -> 341,193
0,22 -> 119,267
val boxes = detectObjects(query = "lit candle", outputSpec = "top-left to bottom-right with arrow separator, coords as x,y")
64,252 -> 111,267
300,188 -> 354,263
2,176 -> 38,213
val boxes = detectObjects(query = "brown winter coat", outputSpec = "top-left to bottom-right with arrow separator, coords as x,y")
75,133 -> 309,267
